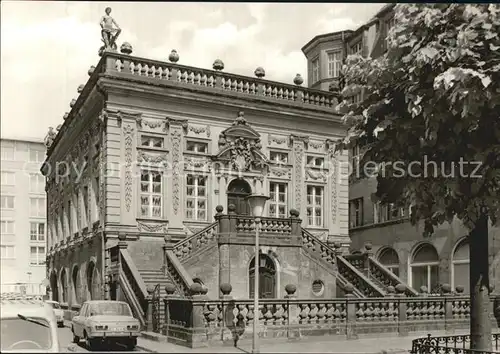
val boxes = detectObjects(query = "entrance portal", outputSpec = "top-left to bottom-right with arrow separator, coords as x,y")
227,179 -> 252,215
249,254 -> 276,299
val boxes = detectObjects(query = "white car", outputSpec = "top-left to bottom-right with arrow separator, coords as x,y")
71,300 -> 140,350
0,299 -> 60,352
44,300 -> 64,328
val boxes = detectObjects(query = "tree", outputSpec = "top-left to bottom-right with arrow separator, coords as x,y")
337,4 -> 500,350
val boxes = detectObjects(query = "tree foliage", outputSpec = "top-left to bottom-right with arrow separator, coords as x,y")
337,4 -> 500,235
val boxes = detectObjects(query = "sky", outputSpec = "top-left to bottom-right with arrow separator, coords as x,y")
1,1 -> 385,141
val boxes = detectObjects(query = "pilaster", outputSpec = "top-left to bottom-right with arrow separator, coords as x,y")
291,135 -> 307,219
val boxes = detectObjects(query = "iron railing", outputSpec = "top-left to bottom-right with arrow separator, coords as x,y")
411,333 -> 500,354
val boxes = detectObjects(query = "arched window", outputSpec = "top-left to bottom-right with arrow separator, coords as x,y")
72,266 -> 80,304
87,262 -> 95,300
378,247 -> 400,277
249,254 -> 276,299
452,238 -> 469,293
410,243 -> 439,291
60,268 -> 68,303
227,179 -> 252,215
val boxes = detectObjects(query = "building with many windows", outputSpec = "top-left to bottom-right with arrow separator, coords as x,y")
302,4 -> 500,293
41,41 -> 381,321
1,137 -> 47,295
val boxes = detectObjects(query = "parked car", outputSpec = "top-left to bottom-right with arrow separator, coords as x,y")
45,300 -> 64,328
71,300 -> 140,350
0,299 -> 60,352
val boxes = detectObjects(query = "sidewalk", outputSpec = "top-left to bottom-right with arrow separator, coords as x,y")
137,333 -> 425,353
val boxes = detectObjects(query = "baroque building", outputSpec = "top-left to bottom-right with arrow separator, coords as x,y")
42,45 -> 377,322
302,4 -> 500,294
1,137 -> 47,295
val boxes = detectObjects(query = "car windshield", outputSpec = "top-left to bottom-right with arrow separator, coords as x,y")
88,303 -> 132,317
47,302 -> 60,309
1,318 -> 52,350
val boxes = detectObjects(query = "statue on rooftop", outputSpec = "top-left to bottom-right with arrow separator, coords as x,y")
99,7 -> 121,55
44,127 -> 56,149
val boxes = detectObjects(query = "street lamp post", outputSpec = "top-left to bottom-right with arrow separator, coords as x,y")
245,194 -> 269,354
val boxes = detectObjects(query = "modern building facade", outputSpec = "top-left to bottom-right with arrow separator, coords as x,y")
1,137 -> 47,295
302,4 -> 500,294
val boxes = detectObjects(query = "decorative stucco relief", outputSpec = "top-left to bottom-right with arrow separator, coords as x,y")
184,157 -> 210,171
137,221 -> 169,233
292,136 -> 306,208
219,244 -> 230,269
170,128 -> 182,215
136,117 -> 166,131
188,124 -> 211,138
327,140 -> 338,225
305,168 -> 327,182
137,150 -> 168,164
307,140 -> 325,150
269,167 -> 291,179
267,134 -> 289,146
123,124 -> 134,212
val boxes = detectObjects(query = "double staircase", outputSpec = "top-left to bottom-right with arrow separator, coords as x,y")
114,217 -> 418,330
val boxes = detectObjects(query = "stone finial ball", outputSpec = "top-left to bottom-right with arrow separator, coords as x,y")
387,285 -> 395,294
455,285 -> 465,294
88,66 -> 95,76
441,283 -> 451,294
395,284 -> 406,294
120,42 -> 133,55
228,204 -> 236,213
63,113 -> 69,120
165,283 -> 176,295
200,285 -> 208,295
77,84 -> 84,93
364,242 -> 373,251
420,285 -> 428,293
285,284 -> 297,295
344,284 -> 354,294
220,283 -> 232,295
289,209 -> 299,218
333,242 -> 342,249
254,67 -> 265,78
190,283 -> 202,295
293,73 -> 304,86
215,205 -> 224,213
213,59 -> 224,71
169,49 -> 179,63
329,81 -> 340,92
146,285 -> 155,294
118,233 -> 126,241
70,99 -> 77,107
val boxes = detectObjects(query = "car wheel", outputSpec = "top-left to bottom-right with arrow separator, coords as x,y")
84,331 -> 94,350
126,338 -> 137,351
72,327 -> 80,343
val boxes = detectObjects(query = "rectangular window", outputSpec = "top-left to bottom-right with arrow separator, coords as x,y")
327,51 -> 342,78
29,174 -> 45,194
1,245 -> 15,259
185,175 -> 207,221
306,186 -> 324,227
1,172 -> 15,186
29,198 -> 45,217
349,198 -> 364,228
30,246 -> 45,265
312,58 -> 320,83
1,220 -> 15,234
75,190 -> 80,231
29,148 -> 44,163
30,222 -> 45,242
1,144 -> 15,160
186,141 -> 208,154
269,182 -> 287,218
140,170 -> 162,218
1,196 -> 15,209
306,156 -> 325,168
67,200 -> 72,235
351,41 -> 362,55
140,135 -> 164,148
269,151 -> 288,164
351,144 -> 360,176
83,186 -> 89,227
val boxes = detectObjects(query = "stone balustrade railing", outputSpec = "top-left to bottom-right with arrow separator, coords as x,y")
156,283 -> 500,348
102,52 -> 339,111
235,216 -> 293,235
172,222 -> 218,263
